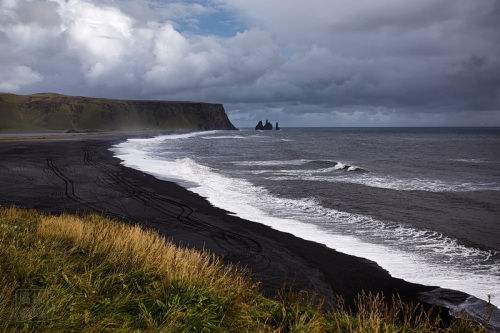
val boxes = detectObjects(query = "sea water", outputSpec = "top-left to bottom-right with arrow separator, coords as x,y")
112,128 -> 500,307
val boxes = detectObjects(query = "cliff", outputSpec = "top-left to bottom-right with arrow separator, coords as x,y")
0,93 -> 237,132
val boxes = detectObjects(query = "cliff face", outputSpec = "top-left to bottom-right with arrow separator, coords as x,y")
0,93 -> 237,132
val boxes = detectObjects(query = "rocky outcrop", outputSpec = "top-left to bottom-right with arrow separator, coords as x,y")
255,120 -> 273,130
0,93 -> 237,132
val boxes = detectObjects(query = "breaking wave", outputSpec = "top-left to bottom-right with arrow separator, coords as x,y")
265,174 -> 500,192
112,133 -> 500,307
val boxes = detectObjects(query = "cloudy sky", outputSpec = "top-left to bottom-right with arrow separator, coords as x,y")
1,0 -> 499,126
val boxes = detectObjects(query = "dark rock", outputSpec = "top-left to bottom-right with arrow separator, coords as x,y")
255,119 -> 275,130
264,120 -> 273,130
255,120 -> 264,130
276,122 -> 280,130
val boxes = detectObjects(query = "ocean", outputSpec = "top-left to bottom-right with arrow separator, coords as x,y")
112,127 -> 500,307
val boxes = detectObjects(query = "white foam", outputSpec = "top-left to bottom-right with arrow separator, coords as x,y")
111,134 -> 500,307
452,158 -> 491,164
334,162 -> 346,170
201,135 -> 248,140
231,159 -> 310,166
127,130 -> 220,143
340,174 -> 500,192
249,164 -> 351,176
231,156 -> 497,192
265,174 -> 500,192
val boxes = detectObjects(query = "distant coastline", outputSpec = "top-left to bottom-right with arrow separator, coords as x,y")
0,92 -> 236,133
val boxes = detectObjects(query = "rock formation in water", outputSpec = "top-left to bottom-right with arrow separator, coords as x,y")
0,93 -> 237,132
264,120 -> 273,130
256,120 -> 274,130
276,122 -> 280,130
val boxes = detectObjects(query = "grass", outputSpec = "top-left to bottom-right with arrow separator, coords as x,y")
0,92 -> 235,132
0,206 -> 486,332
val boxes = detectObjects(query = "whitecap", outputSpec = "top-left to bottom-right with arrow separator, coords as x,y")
201,135 -> 248,140
231,159 -> 310,166
112,134 -> 500,307
266,174 -> 500,192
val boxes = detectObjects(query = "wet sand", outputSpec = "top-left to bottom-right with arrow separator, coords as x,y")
0,135 -> 466,310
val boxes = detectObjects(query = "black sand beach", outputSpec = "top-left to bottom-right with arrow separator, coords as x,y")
0,135 -> 468,310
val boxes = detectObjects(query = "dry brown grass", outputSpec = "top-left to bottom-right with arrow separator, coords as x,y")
38,212 -> 250,297
0,206 -> 487,332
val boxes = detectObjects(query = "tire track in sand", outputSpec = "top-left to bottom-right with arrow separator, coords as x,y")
83,148 -> 268,266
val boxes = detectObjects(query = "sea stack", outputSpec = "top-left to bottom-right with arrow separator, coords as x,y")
255,120 -> 273,130
276,122 -> 280,130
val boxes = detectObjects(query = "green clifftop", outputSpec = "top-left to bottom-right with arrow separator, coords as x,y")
0,93 -> 236,132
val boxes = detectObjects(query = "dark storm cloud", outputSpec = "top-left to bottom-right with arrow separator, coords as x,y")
218,0 -> 500,113
0,0 -> 499,125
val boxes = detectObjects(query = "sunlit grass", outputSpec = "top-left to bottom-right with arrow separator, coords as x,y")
0,206 -> 486,332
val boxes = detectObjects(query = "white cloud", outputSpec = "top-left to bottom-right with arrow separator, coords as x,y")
0,65 -> 42,91
56,0 -> 134,79
0,0 -> 498,125
0,0 -> 281,95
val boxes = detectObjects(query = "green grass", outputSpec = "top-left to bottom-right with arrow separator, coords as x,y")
0,92 -> 234,132
0,207 -> 486,332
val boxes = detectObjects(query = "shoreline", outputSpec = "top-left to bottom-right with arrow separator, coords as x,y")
0,134 -> 498,327
0,129 -> 187,142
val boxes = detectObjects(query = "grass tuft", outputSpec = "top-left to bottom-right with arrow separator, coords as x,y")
0,206 -> 486,332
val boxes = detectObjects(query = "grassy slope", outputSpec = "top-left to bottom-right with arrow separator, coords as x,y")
0,93 -> 235,132
0,207 -> 485,332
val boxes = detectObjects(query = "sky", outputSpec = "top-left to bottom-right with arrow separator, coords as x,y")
1,0 -> 499,127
